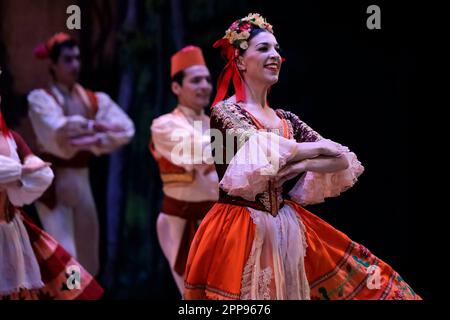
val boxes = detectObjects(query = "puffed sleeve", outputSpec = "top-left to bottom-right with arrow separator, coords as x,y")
27,89 -> 89,159
0,155 -> 22,185
212,103 -> 299,201
3,132 -> 54,206
282,111 -> 365,205
6,154 -> 54,207
88,92 -> 135,155
150,112 -> 213,172
281,110 -> 323,143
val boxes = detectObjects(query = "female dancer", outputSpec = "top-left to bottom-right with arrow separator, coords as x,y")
1,68 -> 103,299
184,13 -> 421,300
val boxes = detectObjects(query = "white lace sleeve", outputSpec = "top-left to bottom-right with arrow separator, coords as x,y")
288,151 -> 364,205
6,155 -> 54,207
219,131 -> 298,201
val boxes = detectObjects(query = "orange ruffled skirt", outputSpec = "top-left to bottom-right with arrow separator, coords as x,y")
184,201 -> 421,300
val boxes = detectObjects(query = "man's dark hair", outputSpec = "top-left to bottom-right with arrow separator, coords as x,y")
49,39 -> 78,63
171,69 -> 186,86
48,39 -> 79,79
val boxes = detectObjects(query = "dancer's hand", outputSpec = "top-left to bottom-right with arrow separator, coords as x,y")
289,140 -> 348,164
94,121 -> 123,133
273,160 -> 309,189
61,118 -> 92,138
70,134 -> 101,148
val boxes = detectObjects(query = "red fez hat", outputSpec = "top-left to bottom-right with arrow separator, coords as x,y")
33,32 -> 72,59
170,45 -> 206,77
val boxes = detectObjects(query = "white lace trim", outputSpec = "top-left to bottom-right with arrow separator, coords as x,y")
220,131 -> 298,201
240,204 -> 310,300
289,151 -> 364,205
0,214 -> 44,295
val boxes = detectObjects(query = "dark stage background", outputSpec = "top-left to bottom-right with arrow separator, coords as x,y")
0,0 -> 428,300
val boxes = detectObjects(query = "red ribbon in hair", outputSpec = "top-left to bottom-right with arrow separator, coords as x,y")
0,111 -> 10,136
211,38 -> 246,108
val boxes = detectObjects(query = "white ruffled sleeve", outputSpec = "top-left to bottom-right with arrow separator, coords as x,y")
0,155 -> 22,185
27,89 -> 89,159
219,131 -> 298,201
151,113 -> 213,172
288,151 -> 364,205
89,92 -> 135,156
6,155 -> 54,207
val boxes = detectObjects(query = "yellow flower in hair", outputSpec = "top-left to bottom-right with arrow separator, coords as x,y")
254,17 -> 265,28
224,29 -> 235,42
241,31 -> 250,38
242,13 -> 270,30
222,13 -> 273,48
244,13 -> 260,21
236,31 -> 250,40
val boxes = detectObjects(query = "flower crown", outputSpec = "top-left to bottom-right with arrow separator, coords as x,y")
223,13 -> 273,50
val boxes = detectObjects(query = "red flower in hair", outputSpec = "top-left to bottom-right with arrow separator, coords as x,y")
239,22 -> 251,32
33,43 -> 49,59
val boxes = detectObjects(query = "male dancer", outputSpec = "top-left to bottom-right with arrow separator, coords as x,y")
150,46 -> 219,293
28,33 -> 135,275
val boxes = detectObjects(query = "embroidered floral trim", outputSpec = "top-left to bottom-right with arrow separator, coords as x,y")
258,267 -> 273,300
211,101 -> 255,133
185,282 -> 241,300
259,188 -> 284,216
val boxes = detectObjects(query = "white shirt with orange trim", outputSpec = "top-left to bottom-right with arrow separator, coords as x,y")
150,105 -> 219,202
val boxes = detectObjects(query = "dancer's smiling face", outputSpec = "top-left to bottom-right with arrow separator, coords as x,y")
237,30 -> 282,87
171,65 -> 213,112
